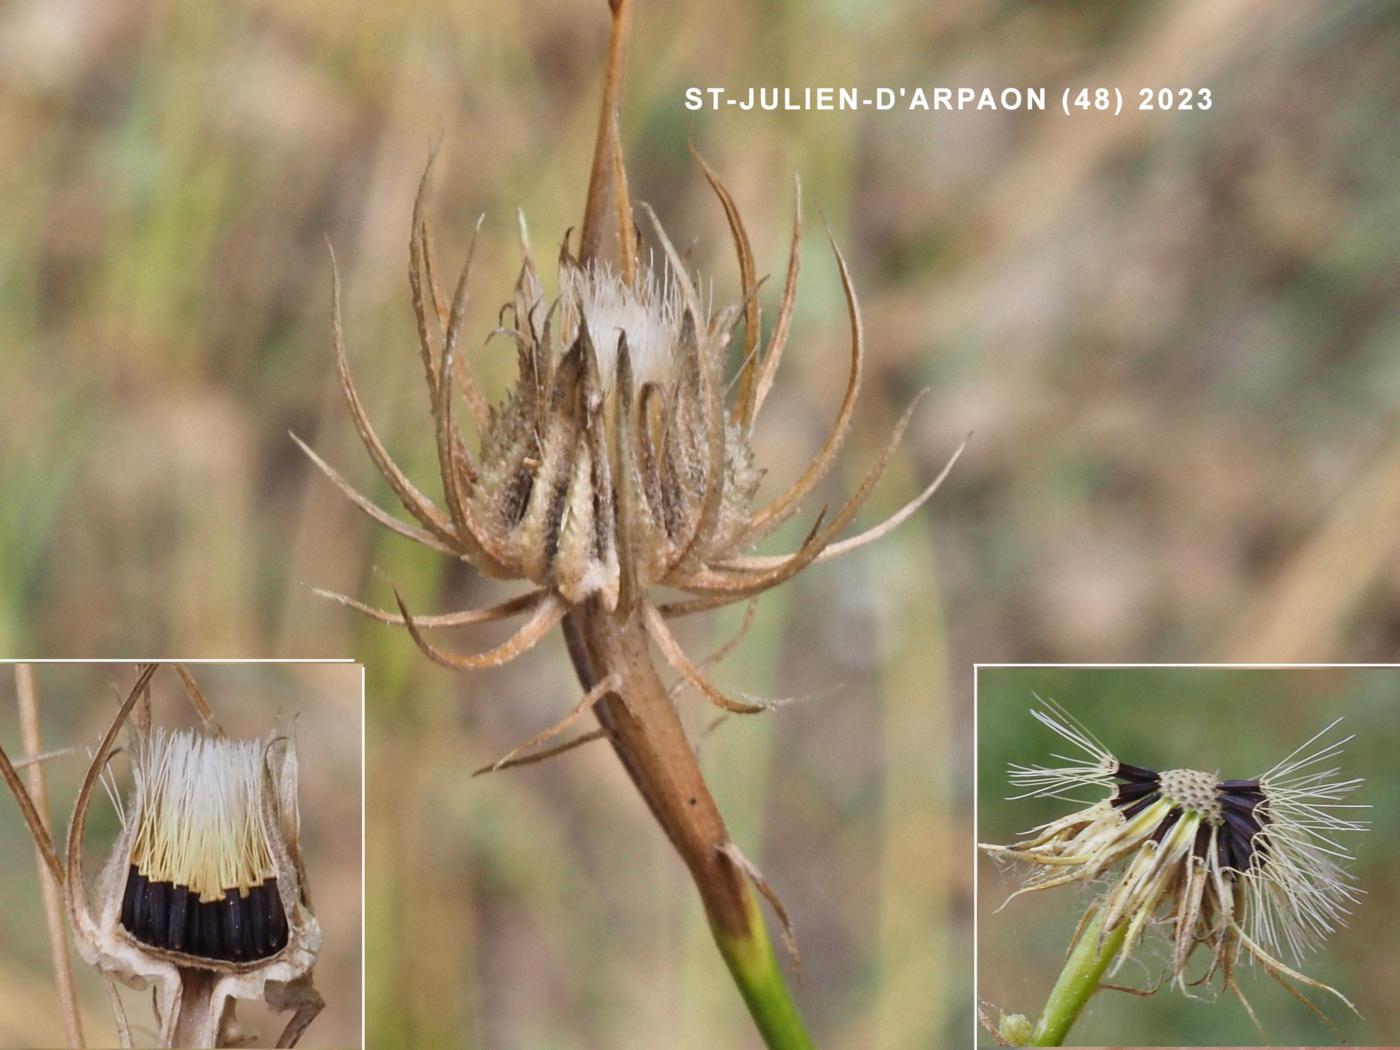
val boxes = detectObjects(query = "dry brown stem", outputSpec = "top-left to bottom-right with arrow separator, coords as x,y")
0,713 -> 65,888
570,600 -> 759,941
104,977 -> 133,1049
10,745 -> 82,769
16,665 -> 86,1049
174,665 -> 225,737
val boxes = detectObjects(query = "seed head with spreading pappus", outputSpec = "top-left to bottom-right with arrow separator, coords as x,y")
981,700 -> 1369,1034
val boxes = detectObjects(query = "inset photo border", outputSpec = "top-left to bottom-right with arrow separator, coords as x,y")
973,664 -> 1395,1048
0,661 -> 363,1049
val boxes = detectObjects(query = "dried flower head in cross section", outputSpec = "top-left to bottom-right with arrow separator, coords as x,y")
298,150 -> 961,716
981,700 -> 1368,1031
67,671 -> 321,1048
119,731 -> 294,963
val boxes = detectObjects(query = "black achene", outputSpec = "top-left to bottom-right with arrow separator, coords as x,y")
120,866 -> 288,963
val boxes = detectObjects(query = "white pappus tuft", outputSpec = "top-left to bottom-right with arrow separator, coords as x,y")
130,729 -> 276,901
567,260 -> 685,393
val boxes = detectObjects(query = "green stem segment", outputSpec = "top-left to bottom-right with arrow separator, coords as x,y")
1030,907 -> 1128,1047
713,892 -> 816,1050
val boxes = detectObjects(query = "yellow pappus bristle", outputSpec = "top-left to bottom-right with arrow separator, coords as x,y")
129,729 -> 276,902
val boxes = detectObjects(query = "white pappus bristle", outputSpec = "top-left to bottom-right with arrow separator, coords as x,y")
569,262 -> 684,393
1005,696 -> 1118,804
1247,719 -> 1370,964
129,729 -> 276,902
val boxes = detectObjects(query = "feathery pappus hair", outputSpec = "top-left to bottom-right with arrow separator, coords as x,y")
981,699 -> 1368,1033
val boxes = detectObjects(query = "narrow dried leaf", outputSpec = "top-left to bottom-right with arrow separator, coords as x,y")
753,177 -> 803,419
642,603 -> 776,714
397,590 -> 567,671
291,432 -> 459,556
476,675 -> 620,774
719,841 -> 801,976
739,221 -> 863,546
312,586 -> 547,627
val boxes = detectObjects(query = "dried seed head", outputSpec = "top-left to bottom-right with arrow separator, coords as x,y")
67,672 -> 321,1047
471,246 -> 767,610
301,151 -> 965,704
120,731 -> 290,963
983,700 -> 1369,1029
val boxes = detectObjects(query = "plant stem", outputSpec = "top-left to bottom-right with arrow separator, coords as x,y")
16,665 -> 85,1050
1030,906 -> 1127,1047
713,890 -> 814,1050
563,605 -> 814,1049
567,1 -> 813,1043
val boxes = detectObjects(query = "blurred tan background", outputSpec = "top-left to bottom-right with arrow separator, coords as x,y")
0,663 -> 362,1048
0,0 -> 1396,1046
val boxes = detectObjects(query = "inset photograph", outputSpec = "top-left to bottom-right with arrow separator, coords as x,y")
975,665 -> 1394,1048
0,662 -> 362,1049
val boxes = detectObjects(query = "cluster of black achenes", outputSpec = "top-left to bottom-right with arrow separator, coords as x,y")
1216,779 -> 1270,873
120,866 -> 288,962
1109,762 -> 1270,874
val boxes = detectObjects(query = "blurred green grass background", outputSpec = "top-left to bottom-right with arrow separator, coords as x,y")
0,0 -> 1397,1046
0,663 -> 362,1048
977,667 -> 1398,1046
